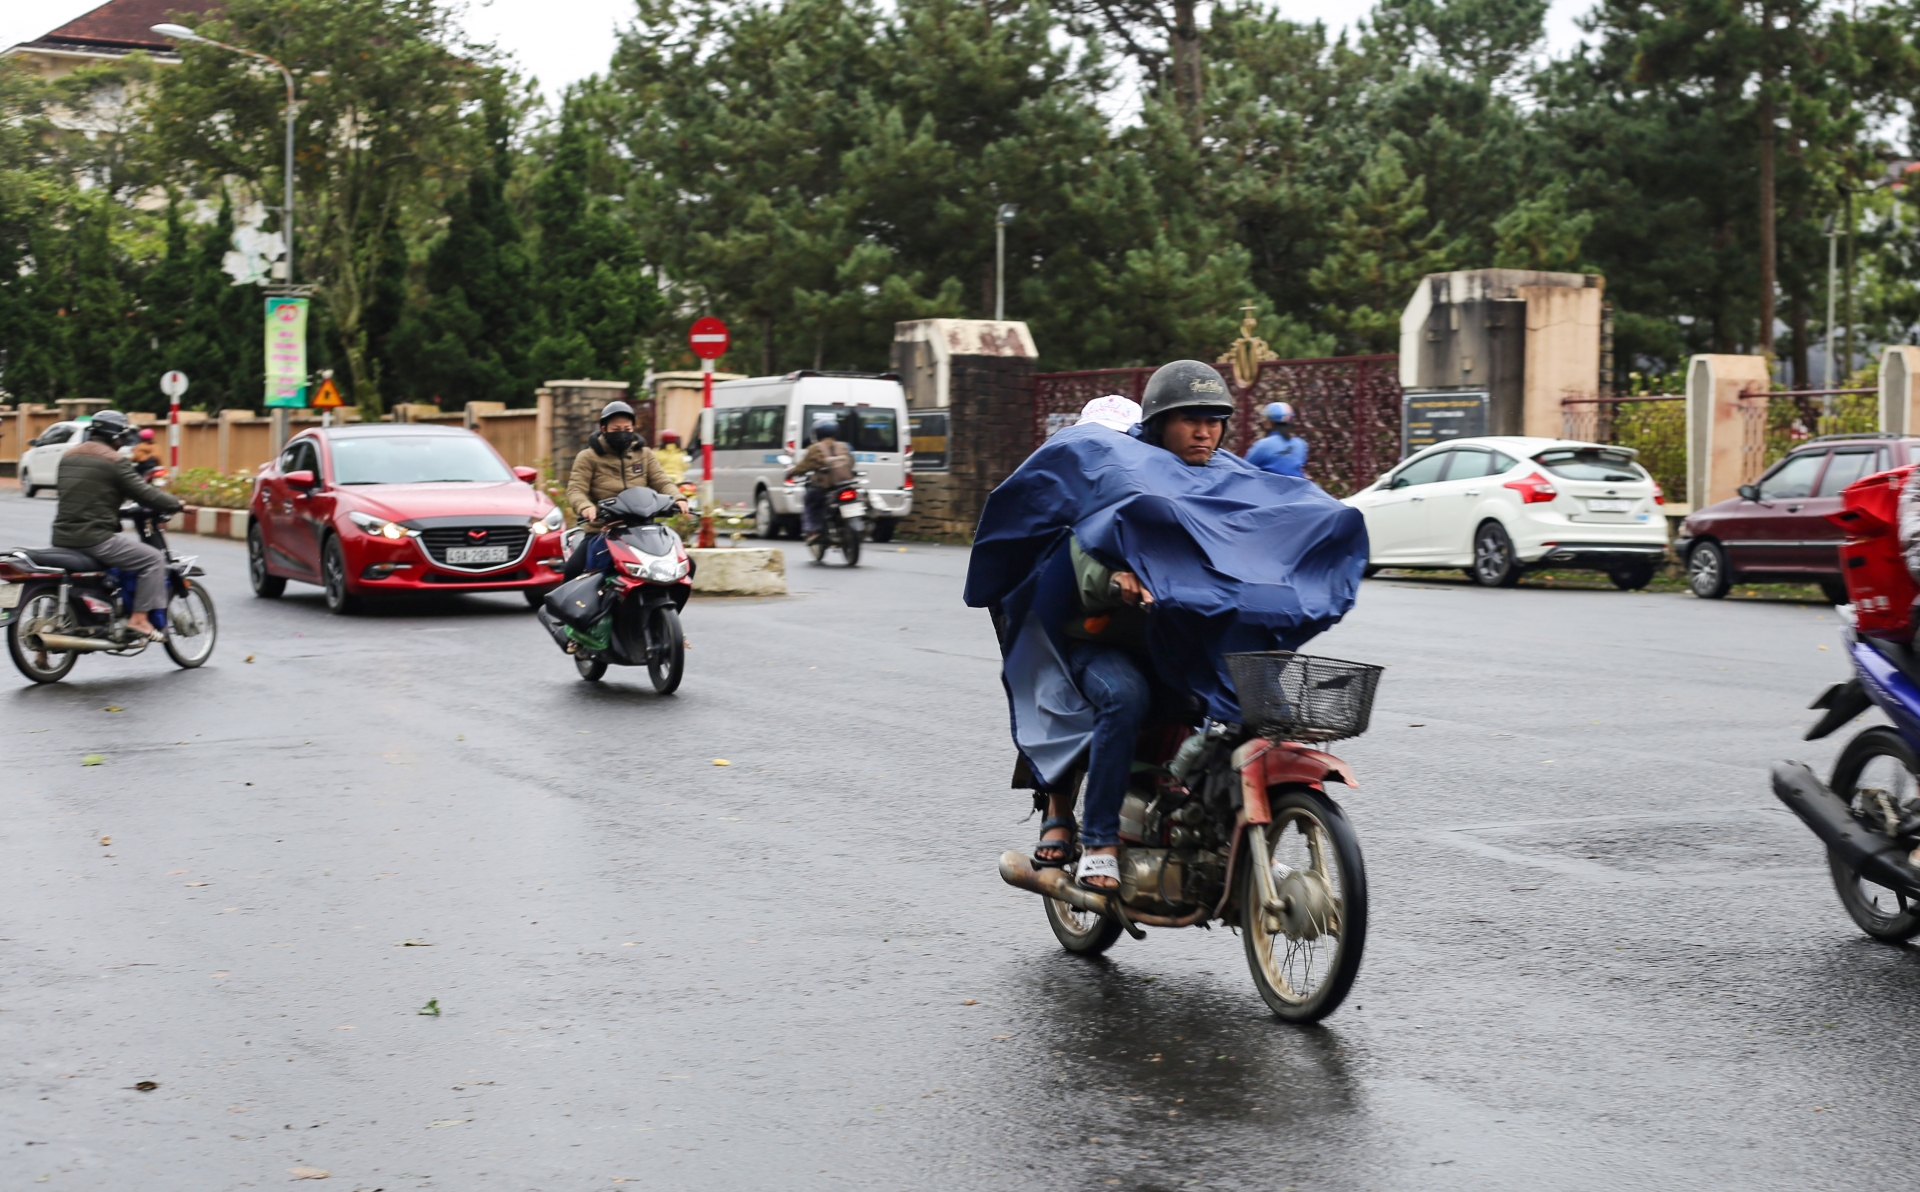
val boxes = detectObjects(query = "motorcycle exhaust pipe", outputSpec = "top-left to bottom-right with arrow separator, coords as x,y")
999,850 -> 1112,916
1771,761 -> 1920,896
32,632 -> 124,653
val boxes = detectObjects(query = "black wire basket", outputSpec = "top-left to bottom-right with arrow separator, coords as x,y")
1225,651 -> 1384,743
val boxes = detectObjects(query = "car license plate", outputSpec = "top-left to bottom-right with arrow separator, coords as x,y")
1586,498 -> 1632,512
0,583 -> 19,610
447,545 -> 510,564
840,502 -> 868,519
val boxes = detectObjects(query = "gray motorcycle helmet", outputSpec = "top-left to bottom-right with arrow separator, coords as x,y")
1139,360 -> 1234,423
812,418 -> 839,439
89,409 -> 134,446
598,400 -> 636,425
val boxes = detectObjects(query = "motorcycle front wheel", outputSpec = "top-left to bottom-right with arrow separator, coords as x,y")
575,652 -> 608,682
162,583 -> 217,668
7,590 -> 77,684
648,606 -> 684,694
1241,787 -> 1368,1023
1827,726 -> 1920,941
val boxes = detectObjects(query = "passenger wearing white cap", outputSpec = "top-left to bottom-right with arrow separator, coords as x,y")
1076,395 -> 1142,432
1245,400 -> 1308,477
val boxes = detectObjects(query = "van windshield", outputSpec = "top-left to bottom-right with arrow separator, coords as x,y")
805,405 -> 898,452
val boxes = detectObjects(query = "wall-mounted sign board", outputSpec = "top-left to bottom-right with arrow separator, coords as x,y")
1403,389 -> 1489,457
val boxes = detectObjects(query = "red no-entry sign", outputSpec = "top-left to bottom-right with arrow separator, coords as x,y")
688,317 -> 730,360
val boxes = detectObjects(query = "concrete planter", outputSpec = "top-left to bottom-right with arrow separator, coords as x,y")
687,547 -> 786,596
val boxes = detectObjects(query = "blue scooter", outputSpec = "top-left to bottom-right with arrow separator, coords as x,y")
1774,629 -> 1920,940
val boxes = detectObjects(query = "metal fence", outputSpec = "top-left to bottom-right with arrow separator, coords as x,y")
1031,354 -> 1402,498
1562,386 -> 1880,500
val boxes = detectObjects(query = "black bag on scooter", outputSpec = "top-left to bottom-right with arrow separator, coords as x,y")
544,572 -> 612,630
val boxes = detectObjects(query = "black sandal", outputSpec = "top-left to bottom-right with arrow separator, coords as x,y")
1033,816 -> 1077,869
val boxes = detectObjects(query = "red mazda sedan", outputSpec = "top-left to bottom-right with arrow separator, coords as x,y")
247,424 -> 567,614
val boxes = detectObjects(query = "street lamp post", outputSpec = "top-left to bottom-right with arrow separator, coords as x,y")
152,23 -> 297,285
994,204 -> 1019,321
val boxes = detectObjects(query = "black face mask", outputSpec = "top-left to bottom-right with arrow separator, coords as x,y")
604,430 -> 639,453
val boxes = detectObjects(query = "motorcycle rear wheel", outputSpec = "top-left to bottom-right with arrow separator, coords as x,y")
1241,787 -> 1367,1023
1827,726 -> 1920,941
648,606 -> 684,695
1044,890 -> 1123,955
840,524 -> 861,567
7,590 -> 77,684
575,653 -> 608,681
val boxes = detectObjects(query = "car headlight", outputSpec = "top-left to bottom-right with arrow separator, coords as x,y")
347,511 -> 412,540
533,507 -> 564,532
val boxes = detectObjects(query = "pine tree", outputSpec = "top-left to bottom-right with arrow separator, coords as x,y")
1308,145 -> 1458,353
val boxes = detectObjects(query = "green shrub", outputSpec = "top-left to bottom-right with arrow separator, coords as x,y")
171,467 -> 254,509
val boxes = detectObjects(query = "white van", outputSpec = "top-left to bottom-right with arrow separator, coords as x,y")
697,372 -> 913,542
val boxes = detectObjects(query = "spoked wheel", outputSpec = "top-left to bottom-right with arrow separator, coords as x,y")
1687,540 -> 1731,599
1241,787 -> 1368,1022
248,525 -> 285,598
7,589 -> 78,684
162,583 -> 217,668
1469,521 -> 1522,587
322,536 -> 360,615
648,606 -> 685,694
575,652 -> 608,682
1827,727 -> 1920,942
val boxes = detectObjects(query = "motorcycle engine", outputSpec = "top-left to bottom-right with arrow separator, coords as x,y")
1119,789 -> 1230,912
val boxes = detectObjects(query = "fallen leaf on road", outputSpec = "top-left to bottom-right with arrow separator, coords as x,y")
132,1081 -> 158,1091
104,705 -> 123,712
332,1025 -> 354,1030
456,733 -> 464,740
990,1034 -> 1012,1041
168,870 -> 188,875
418,998 -> 441,1017
621,942 -> 636,946
712,759 -> 730,766
244,654 -> 255,662
81,754 -> 105,766
99,836 -> 111,846
961,999 -> 979,1006
428,1119 -> 469,1128
287,1167 -> 329,1179
185,882 -> 208,887
397,939 -> 433,947
211,971 -> 228,978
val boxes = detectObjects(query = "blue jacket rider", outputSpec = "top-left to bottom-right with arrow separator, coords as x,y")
1244,401 -> 1308,477
1033,360 -> 1236,894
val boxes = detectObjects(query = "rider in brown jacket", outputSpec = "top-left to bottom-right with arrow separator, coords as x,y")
785,417 -> 853,542
562,401 -> 688,579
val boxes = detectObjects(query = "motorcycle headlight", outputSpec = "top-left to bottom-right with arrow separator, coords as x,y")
624,555 -> 690,582
533,507 -> 564,532
348,511 -> 412,540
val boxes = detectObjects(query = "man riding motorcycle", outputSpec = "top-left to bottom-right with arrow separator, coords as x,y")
784,418 -> 855,543
1032,361 -> 1235,890
50,410 -> 183,641
564,400 -> 686,579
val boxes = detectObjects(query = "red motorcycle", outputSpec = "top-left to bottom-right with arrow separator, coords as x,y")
999,651 -> 1380,1023
538,488 -> 692,692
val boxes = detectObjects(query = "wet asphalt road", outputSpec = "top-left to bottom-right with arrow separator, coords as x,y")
1,485 -> 1914,1191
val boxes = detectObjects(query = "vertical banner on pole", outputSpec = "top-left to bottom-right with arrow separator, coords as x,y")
687,317 -> 730,549
264,296 -> 311,407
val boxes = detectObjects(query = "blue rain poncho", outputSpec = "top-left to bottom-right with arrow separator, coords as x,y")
962,423 -> 1369,789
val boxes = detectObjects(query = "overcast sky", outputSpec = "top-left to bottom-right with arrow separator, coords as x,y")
6,0 -> 1594,105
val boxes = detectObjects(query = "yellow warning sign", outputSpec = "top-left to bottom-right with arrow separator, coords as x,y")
311,377 -> 343,408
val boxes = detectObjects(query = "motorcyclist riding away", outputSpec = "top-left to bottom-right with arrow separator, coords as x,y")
51,410 -> 183,641
785,418 -> 854,544
1036,361 -> 1235,891
564,400 -> 687,579
1245,401 -> 1309,478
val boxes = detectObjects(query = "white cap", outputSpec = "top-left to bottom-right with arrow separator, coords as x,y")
1077,395 -> 1143,431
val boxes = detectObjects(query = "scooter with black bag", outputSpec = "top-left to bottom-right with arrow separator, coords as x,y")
535,487 -> 693,692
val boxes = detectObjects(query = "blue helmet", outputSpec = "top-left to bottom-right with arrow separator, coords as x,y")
1264,401 -> 1295,424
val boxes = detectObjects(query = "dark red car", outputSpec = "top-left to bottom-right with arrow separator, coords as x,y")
1677,433 -> 1920,601
248,424 -> 566,614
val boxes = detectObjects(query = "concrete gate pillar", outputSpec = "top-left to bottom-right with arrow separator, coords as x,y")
1880,346 -> 1920,435
1686,354 -> 1770,510
545,380 -> 635,488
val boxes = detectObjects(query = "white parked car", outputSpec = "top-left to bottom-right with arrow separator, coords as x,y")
18,419 -> 93,498
1342,436 -> 1670,588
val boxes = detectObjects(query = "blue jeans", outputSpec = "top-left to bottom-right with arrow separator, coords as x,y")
802,486 -> 829,535
1066,640 -> 1152,849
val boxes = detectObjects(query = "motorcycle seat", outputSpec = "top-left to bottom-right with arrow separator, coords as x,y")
14,547 -> 103,572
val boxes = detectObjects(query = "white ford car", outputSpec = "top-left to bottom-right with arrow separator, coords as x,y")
1342,436 -> 1670,588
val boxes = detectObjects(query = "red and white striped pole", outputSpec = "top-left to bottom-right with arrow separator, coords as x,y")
698,358 -> 715,548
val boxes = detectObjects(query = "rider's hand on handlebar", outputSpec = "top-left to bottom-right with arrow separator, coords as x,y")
1114,571 -> 1153,607
673,499 -> 690,516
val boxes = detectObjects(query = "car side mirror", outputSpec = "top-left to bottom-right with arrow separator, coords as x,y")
1737,483 -> 1760,502
1388,475 -> 1409,490
285,469 -> 317,490
513,466 -> 538,484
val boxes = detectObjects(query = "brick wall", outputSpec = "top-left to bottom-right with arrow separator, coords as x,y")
901,355 -> 1035,539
